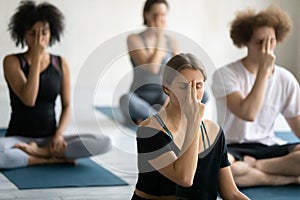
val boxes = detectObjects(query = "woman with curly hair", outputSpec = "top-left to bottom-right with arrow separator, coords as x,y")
212,6 -> 300,187
0,1 -> 111,169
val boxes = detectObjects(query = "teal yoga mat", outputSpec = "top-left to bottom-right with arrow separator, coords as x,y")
240,185 -> 300,200
0,127 -> 128,189
239,131 -> 299,199
0,128 -> 6,137
95,107 -> 300,199
95,106 -> 137,131
1,158 -> 128,189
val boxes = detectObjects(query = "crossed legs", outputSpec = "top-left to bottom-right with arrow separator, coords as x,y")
15,141 -> 72,166
229,144 -> 300,187
0,134 -> 111,169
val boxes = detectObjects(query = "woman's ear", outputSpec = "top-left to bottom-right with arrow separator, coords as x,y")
162,86 -> 170,95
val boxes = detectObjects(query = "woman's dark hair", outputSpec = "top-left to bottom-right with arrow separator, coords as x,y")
230,5 -> 292,48
8,0 -> 65,48
162,53 -> 207,94
143,0 -> 169,25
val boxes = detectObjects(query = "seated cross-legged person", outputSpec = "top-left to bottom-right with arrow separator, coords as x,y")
119,0 -> 210,126
0,1 -> 111,169
212,6 -> 300,187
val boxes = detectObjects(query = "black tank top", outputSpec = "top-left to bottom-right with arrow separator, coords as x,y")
6,53 -> 63,138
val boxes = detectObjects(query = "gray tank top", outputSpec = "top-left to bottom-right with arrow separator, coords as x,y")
130,32 -> 173,94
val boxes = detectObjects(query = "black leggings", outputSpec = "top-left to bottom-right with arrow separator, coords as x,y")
227,142 -> 299,161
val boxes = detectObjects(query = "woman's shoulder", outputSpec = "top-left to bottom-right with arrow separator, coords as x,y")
127,32 -> 143,42
137,116 -> 171,148
203,119 -> 219,132
202,119 -> 221,143
139,115 -> 163,132
3,54 -> 21,70
3,54 -> 19,62
52,54 -> 69,72
166,34 -> 177,43
127,32 -> 145,51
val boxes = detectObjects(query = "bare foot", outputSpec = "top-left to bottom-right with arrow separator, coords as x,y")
243,155 -> 256,167
46,157 -> 76,165
228,154 -> 235,164
15,142 -> 50,158
28,155 -> 76,166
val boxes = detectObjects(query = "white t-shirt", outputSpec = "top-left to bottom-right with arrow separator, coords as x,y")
212,60 -> 300,145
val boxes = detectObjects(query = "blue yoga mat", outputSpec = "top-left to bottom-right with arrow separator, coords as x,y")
0,128 -> 6,137
1,158 -> 128,189
275,131 -> 299,143
95,107 -> 300,199
240,131 -> 299,199
0,127 -> 127,189
95,106 -> 137,131
240,185 -> 300,200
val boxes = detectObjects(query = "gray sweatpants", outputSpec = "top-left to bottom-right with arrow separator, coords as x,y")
0,134 -> 112,169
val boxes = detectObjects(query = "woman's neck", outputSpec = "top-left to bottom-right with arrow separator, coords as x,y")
23,50 -> 49,67
160,103 -> 185,131
144,28 -> 157,36
24,50 -> 47,61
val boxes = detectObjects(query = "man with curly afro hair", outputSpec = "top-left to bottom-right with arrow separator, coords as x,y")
212,5 -> 300,187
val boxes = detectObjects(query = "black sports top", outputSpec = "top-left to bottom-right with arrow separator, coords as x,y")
135,114 -> 230,199
6,53 -> 63,138
135,114 -> 213,197
176,128 -> 230,199
135,124 -> 179,196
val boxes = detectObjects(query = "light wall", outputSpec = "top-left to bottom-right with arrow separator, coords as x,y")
0,0 -> 299,90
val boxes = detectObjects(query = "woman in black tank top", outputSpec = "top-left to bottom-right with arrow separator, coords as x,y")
132,53 -> 249,199
1,1 -> 111,169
